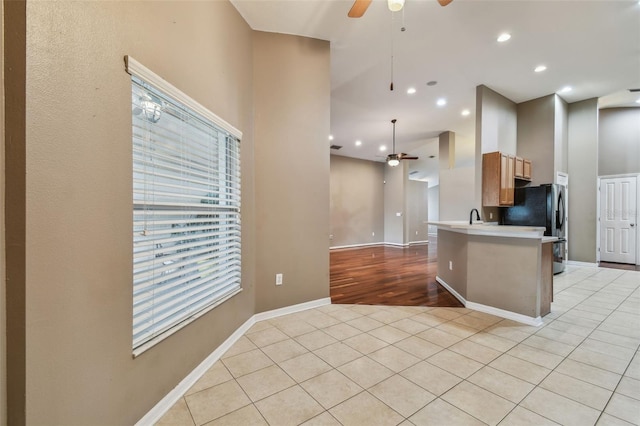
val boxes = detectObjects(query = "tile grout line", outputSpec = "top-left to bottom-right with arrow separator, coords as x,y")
176,266 -> 638,426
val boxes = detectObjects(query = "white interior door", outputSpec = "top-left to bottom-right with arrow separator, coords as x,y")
600,176 -> 637,264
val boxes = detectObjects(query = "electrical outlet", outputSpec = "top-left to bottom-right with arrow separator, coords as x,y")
372,232 -> 375,237
329,234 -> 333,240
449,261 -> 453,271
416,231 -> 419,235
489,212 -> 493,219
275,273 -> 283,285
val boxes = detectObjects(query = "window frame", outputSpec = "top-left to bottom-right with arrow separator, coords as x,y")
126,56 -> 243,357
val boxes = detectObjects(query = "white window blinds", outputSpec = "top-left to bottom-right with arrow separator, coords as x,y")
128,58 -> 242,354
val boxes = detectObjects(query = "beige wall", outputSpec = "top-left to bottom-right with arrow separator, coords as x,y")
407,180 -> 428,243
4,2 -> 330,424
330,155 -> 384,247
253,31 -> 330,313
475,85 -> 517,211
517,94 -> 569,185
20,2 -> 256,424
384,161 -> 407,244
437,231 -> 544,318
467,236 -> 542,318
439,166 -> 476,221
476,85 -> 518,155
436,230 -> 468,298
568,98 -> 599,262
599,108 -> 640,175
554,95 -> 569,177
517,95 -> 556,184
439,130 -> 478,221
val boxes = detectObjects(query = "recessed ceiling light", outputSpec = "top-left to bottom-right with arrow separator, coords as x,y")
461,109 -> 470,116
407,87 -> 417,95
379,145 -> 387,152
437,98 -> 447,107
497,33 -> 511,43
635,98 -> 640,104
328,135 -> 334,140
559,86 -> 572,93
534,65 -> 547,73
355,140 -> 362,146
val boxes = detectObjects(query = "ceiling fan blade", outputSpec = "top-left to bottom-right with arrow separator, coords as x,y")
399,153 -> 419,160
437,0 -> 453,6
348,0 -> 372,18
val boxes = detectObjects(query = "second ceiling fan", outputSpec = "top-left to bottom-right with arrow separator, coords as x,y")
386,119 -> 418,167
348,0 -> 453,18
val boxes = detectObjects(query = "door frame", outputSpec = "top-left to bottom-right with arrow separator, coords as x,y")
596,173 -> 640,265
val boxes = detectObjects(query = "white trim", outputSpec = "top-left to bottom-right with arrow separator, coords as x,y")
135,314 -> 255,426
124,55 -> 242,140
329,242 -> 430,250
436,276 -> 543,327
568,260 -> 598,267
330,242 -> 385,250
135,297 -> 330,425
435,276 -> 466,306
465,302 -> 543,327
253,297 -> 331,322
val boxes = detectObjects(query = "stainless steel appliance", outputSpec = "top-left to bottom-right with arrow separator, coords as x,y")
501,183 -> 567,274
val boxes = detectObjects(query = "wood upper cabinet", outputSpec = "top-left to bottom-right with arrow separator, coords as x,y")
482,151 -> 515,206
515,156 -> 532,181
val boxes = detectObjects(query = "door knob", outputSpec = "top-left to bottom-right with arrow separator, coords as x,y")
631,223 -> 636,227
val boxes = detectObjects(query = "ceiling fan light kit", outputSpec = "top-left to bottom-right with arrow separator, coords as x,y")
348,0 -> 451,18
387,119 -> 419,166
388,0 -> 405,12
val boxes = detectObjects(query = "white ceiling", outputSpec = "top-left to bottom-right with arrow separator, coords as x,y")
231,0 -> 640,186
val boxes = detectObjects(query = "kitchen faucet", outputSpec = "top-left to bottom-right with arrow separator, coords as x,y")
469,208 -> 481,225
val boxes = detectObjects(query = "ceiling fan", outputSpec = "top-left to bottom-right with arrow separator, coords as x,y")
348,0 -> 453,18
387,119 -> 418,166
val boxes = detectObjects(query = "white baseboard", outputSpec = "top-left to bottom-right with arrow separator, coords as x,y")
436,276 -> 543,327
435,276 -> 466,306
135,297 -> 331,426
567,260 -> 598,267
330,242 -> 430,250
465,301 -> 543,327
253,297 -> 331,322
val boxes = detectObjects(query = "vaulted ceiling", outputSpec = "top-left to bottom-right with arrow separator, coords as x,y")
232,0 -> 640,184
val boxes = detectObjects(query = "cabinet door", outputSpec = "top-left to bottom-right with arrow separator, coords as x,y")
506,155 -> 515,204
515,157 -> 524,178
499,153 -> 515,206
523,159 -> 532,180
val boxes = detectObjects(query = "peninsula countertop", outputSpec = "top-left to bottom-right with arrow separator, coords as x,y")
428,221 -> 558,242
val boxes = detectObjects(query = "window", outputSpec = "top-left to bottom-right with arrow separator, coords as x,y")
126,57 -> 242,354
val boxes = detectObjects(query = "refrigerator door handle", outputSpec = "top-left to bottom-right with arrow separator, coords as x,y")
556,190 -> 565,229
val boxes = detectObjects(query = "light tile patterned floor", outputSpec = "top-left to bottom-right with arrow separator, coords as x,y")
157,265 -> 640,425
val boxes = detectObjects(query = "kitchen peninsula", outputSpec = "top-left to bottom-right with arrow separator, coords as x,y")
429,221 -> 557,326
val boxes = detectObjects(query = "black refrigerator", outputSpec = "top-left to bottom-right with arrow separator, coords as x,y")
501,184 -> 567,274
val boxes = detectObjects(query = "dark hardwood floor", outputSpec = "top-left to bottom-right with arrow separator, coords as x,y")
330,244 -> 463,307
